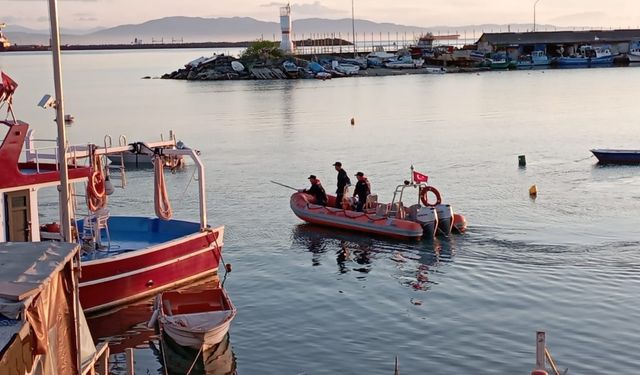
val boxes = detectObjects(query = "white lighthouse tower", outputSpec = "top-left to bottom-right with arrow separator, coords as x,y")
279,3 -> 293,53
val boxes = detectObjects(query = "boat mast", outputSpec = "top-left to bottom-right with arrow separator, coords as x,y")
47,0 -> 72,243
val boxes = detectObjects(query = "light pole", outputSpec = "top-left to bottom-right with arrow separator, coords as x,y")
533,0 -> 542,32
351,0 -> 356,57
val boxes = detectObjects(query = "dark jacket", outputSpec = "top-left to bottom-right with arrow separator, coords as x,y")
305,182 -> 328,206
336,169 -> 351,194
353,178 -> 371,201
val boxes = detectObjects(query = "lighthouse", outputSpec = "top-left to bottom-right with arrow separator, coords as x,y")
279,3 -> 293,53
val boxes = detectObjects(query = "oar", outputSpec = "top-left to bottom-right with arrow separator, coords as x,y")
270,180 -> 299,191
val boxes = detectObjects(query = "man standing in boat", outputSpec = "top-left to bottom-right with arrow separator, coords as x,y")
333,162 -> 351,208
300,175 -> 328,206
353,172 -> 371,212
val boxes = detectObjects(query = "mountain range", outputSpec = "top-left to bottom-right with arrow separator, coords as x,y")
4,17 -> 560,45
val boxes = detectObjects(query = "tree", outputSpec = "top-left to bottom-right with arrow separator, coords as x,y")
240,40 -> 285,63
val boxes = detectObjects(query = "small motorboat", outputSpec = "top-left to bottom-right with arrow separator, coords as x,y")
289,178 -> 466,240
591,149 -> 640,164
153,288 -> 236,350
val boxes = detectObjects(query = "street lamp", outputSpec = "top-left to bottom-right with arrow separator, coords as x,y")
533,0 -> 542,32
351,0 -> 357,57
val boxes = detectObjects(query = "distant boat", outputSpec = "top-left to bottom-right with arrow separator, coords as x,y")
385,55 -> 425,69
555,45 -> 614,66
231,61 -> 245,72
517,51 -> 550,68
590,149 -> 640,165
367,46 -> 395,66
489,53 -> 517,70
282,61 -> 299,78
334,63 -> 360,75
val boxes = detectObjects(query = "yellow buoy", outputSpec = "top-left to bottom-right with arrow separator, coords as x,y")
529,184 -> 537,197
350,117 -> 355,126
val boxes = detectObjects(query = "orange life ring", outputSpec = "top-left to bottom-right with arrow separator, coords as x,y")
88,171 -> 106,198
420,186 -> 442,207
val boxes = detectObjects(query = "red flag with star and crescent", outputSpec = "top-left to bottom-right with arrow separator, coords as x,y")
413,171 -> 428,183
0,71 -> 18,104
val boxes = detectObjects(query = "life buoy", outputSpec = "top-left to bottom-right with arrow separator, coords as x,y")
88,171 -> 106,198
420,186 -> 442,207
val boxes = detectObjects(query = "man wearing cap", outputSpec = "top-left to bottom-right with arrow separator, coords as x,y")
300,175 -> 328,206
353,172 -> 371,212
333,162 -> 351,208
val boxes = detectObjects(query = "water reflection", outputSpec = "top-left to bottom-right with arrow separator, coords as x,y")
152,333 -> 236,375
292,223 -> 457,291
86,278 -> 236,374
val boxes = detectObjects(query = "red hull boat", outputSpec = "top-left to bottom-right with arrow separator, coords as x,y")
289,180 -> 467,240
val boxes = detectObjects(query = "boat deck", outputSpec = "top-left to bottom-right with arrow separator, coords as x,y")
78,216 -> 201,260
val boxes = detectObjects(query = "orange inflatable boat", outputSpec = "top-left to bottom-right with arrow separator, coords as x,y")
289,182 -> 467,240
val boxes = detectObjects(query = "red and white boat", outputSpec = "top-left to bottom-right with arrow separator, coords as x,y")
152,288 -> 236,350
290,178 -> 466,240
0,74 -> 224,313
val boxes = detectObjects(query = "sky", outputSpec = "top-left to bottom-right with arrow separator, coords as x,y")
2,0 -> 639,31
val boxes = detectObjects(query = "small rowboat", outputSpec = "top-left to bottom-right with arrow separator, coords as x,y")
289,181 -> 467,240
152,288 -> 236,350
591,149 -> 640,165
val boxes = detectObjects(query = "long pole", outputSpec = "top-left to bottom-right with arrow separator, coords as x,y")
47,0 -> 72,243
351,0 -> 356,57
533,0 -> 542,32
47,4 -> 78,374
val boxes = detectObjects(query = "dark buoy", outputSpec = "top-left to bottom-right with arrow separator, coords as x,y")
225,263 -> 232,273
350,117 -> 355,126
518,155 -> 526,167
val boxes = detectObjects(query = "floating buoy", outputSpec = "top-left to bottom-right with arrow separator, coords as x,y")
225,263 -> 232,273
453,213 -> 467,233
529,184 -> 538,197
518,154 -> 527,167
350,117 -> 355,126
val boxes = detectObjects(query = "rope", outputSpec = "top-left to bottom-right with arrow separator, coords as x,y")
153,155 -> 173,220
185,346 -> 203,375
178,165 -> 198,201
158,329 -> 169,375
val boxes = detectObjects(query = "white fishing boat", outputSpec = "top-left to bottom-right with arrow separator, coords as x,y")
335,63 -> 360,75
385,56 -> 425,69
153,288 -> 236,350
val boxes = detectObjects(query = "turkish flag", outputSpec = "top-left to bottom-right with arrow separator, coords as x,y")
413,171 -> 428,183
0,72 -> 18,102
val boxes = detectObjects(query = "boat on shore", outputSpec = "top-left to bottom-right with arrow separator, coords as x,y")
289,178 -> 466,240
590,149 -> 640,164
385,56 -> 425,69
152,287 -> 236,350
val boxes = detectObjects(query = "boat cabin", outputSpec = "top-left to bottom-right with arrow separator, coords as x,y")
0,120 -> 92,242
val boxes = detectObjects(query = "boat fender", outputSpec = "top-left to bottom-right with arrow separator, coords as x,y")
420,186 -> 442,207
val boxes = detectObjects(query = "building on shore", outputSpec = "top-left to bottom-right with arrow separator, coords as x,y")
0,23 -> 11,49
477,29 -> 640,59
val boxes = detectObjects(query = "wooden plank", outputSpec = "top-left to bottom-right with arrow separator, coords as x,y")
0,281 -> 41,301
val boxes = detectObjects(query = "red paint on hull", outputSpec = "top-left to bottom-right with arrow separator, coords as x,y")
80,229 -> 223,312
290,192 -> 423,239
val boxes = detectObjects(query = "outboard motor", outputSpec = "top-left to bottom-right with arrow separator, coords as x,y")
416,206 -> 438,239
435,204 -> 454,236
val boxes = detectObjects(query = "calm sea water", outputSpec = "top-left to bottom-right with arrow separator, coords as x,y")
2,49 -> 640,374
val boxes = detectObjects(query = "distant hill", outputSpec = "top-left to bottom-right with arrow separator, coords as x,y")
4,16 -> 563,46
